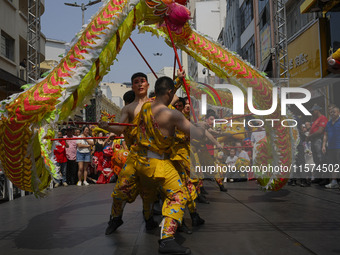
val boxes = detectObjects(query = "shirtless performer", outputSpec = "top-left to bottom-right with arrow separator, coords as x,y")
99,72 -> 156,234
134,76 -> 206,254
99,71 -> 185,235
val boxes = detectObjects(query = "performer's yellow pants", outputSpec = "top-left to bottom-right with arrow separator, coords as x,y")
110,153 -> 157,220
173,160 -> 197,214
135,157 -> 188,238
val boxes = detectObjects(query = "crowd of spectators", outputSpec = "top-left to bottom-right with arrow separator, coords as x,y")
53,102 -> 339,190
288,104 -> 339,189
53,123 -> 127,187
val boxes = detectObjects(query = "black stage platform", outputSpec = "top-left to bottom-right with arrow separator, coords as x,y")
1,181 -> 340,255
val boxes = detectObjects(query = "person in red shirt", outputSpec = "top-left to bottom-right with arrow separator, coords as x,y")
54,131 -> 69,187
307,104 -> 328,184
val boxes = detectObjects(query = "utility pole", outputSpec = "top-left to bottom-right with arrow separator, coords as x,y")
64,0 -> 101,26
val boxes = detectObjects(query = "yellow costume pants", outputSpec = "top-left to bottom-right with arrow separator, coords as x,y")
110,153 -> 157,220
173,160 -> 197,214
135,157 -> 188,239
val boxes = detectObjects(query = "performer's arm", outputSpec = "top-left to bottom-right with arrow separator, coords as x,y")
170,94 -> 179,106
207,127 -> 220,136
170,70 -> 185,106
204,129 -> 223,149
173,69 -> 186,92
98,107 -> 129,135
173,111 -> 205,140
193,122 -> 223,148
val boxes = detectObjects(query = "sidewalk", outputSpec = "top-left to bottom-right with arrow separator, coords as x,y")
0,181 -> 339,255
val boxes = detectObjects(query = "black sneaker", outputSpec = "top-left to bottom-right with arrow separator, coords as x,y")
319,179 -> 329,186
288,180 -> 296,186
300,180 -> 311,187
153,200 -> 162,216
190,212 -> 205,226
219,184 -> 228,192
200,186 -> 208,195
196,194 -> 209,204
145,217 -> 158,231
158,237 -> 191,254
178,220 -> 192,234
105,216 -> 123,235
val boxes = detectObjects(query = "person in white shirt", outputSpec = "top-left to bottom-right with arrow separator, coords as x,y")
235,141 -> 250,161
225,149 -> 238,182
235,141 -> 251,180
76,126 -> 94,186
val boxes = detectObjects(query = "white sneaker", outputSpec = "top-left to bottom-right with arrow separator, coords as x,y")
62,182 -> 68,187
83,181 -> 89,186
325,183 -> 339,189
54,183 -> 60,188
77,181 -> 82,186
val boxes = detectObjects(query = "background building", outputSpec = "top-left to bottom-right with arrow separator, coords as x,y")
40,38 -> 66,72
101,82 -> 132,109
186,0 -> 226,84
0,0 -> 46,100
85,87 -> 121,122
298,0 -> 340,111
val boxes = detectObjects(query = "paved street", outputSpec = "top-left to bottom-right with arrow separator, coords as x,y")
0,180 -> 340,255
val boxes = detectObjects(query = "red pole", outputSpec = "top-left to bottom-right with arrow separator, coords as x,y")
129,37 -> 158,79
165,19 -> 197,123
62,122 -> 136,127
50,136 -> 124,141
225,113 -> 254,121
173,54 -> 176,80
229,130 -> 265,136
206,146 -> 253,151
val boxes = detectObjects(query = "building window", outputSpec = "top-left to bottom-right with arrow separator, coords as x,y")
240,0 -> 253,33
259,2 -> 270,31
286,0 -> 314,39
258,0 -> 269,14
241,37 -> 255,66
327,12 -> 340,52
1,32 -> 15,61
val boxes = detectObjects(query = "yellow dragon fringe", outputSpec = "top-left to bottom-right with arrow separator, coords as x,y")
0,0 -> 298,194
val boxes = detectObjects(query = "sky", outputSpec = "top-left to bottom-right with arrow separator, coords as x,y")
41,0 -> 176,83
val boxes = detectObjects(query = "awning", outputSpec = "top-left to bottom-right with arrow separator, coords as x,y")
40,60 -> 58,70
300,0 -> 317,14
300,0 -> 340,14
0,68 -> 26,88
259,56 -> 271,72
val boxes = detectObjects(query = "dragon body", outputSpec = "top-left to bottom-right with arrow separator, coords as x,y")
0,0 -> 297,194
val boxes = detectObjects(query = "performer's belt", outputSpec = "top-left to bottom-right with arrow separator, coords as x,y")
147,150 -> 169,160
